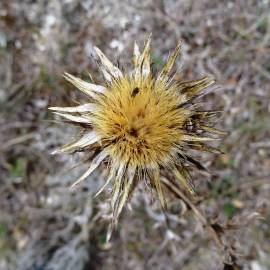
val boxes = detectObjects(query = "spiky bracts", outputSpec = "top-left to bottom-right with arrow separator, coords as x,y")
49,36 -> 224,228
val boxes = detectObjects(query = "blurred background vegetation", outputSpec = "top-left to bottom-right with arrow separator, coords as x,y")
0,1 -> 269,269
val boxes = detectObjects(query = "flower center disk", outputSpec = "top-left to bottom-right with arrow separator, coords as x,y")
94,76 -> 188,168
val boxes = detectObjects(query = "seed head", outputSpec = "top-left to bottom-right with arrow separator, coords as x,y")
49,36 -> 224,228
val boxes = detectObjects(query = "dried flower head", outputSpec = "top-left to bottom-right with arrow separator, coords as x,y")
49,36 -> 224,227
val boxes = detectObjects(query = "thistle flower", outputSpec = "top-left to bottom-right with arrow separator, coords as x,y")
49,36 -> 224,227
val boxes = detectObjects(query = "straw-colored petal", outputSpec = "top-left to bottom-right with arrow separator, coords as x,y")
115,167 -> 136,219
63,72 -> 106,98
94,173 -> 113,198
52,131 -> 100,154
53,112 -> 90,124
49,103 -> 96,113
134,35 -> 151,78
178,76 -> 215,104
94,46 -> 123,81
148,168 -> 166,209
181,134 -> 219,142
158,42 -> 181,81
173,166 -> 195,194
70,149 -> 108,188
200,125 -> 227,136
133,41 -> 140,67
189,143 -> 224,154
111,163 -> 127,211
94,164 -> 118,198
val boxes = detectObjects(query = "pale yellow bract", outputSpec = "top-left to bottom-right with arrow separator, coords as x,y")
49,36 -> 223,231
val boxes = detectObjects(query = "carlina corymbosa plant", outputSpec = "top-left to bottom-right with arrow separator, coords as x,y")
49,35 -> 225,237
